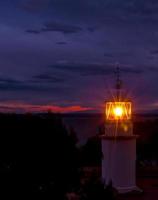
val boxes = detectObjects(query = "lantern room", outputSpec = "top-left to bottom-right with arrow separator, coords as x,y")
105,101 -> 132,121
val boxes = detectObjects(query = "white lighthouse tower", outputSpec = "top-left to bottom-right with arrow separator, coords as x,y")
101,67 -> 140,193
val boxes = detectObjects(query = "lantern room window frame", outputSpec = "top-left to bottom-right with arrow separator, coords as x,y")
106,101 -> 132,121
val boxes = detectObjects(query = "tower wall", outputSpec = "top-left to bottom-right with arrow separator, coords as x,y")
105,121 -> 133,137
102,136 -> 137,193
101,117 -> 141,193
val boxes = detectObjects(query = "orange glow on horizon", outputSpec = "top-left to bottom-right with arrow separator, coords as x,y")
106,101 -> 132,120
0,102 -> 92,113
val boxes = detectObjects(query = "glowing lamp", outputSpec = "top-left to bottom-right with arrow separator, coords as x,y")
114,106 -> 123,117
106,101 -> 131,120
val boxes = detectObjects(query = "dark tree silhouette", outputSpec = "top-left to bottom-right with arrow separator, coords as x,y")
134,119 -> 158,161
80,136 -> 102,166
79,175 -> 117,200
0,113 -> 79,199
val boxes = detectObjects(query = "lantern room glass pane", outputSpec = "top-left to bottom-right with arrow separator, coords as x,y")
106,102 -> 132,120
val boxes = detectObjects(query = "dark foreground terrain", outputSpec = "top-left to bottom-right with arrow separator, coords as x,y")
0,113 -> 80,199
0,112 -> 157,199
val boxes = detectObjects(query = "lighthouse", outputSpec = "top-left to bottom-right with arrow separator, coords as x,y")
101,67 -> 140,193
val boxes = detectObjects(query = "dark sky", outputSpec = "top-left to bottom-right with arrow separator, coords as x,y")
0,0 -> 158,112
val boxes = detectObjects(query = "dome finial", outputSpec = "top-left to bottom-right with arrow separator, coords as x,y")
115,63 -> 122,90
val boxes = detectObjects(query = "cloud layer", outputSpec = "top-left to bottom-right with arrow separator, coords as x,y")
0,0 -> 157,112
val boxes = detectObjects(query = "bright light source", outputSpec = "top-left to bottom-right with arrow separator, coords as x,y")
114,106 -> 123,117
106,102 -> 132,120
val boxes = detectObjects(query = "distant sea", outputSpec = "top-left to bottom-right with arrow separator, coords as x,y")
63,113 -> 158,145
63,113 -> 104,144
